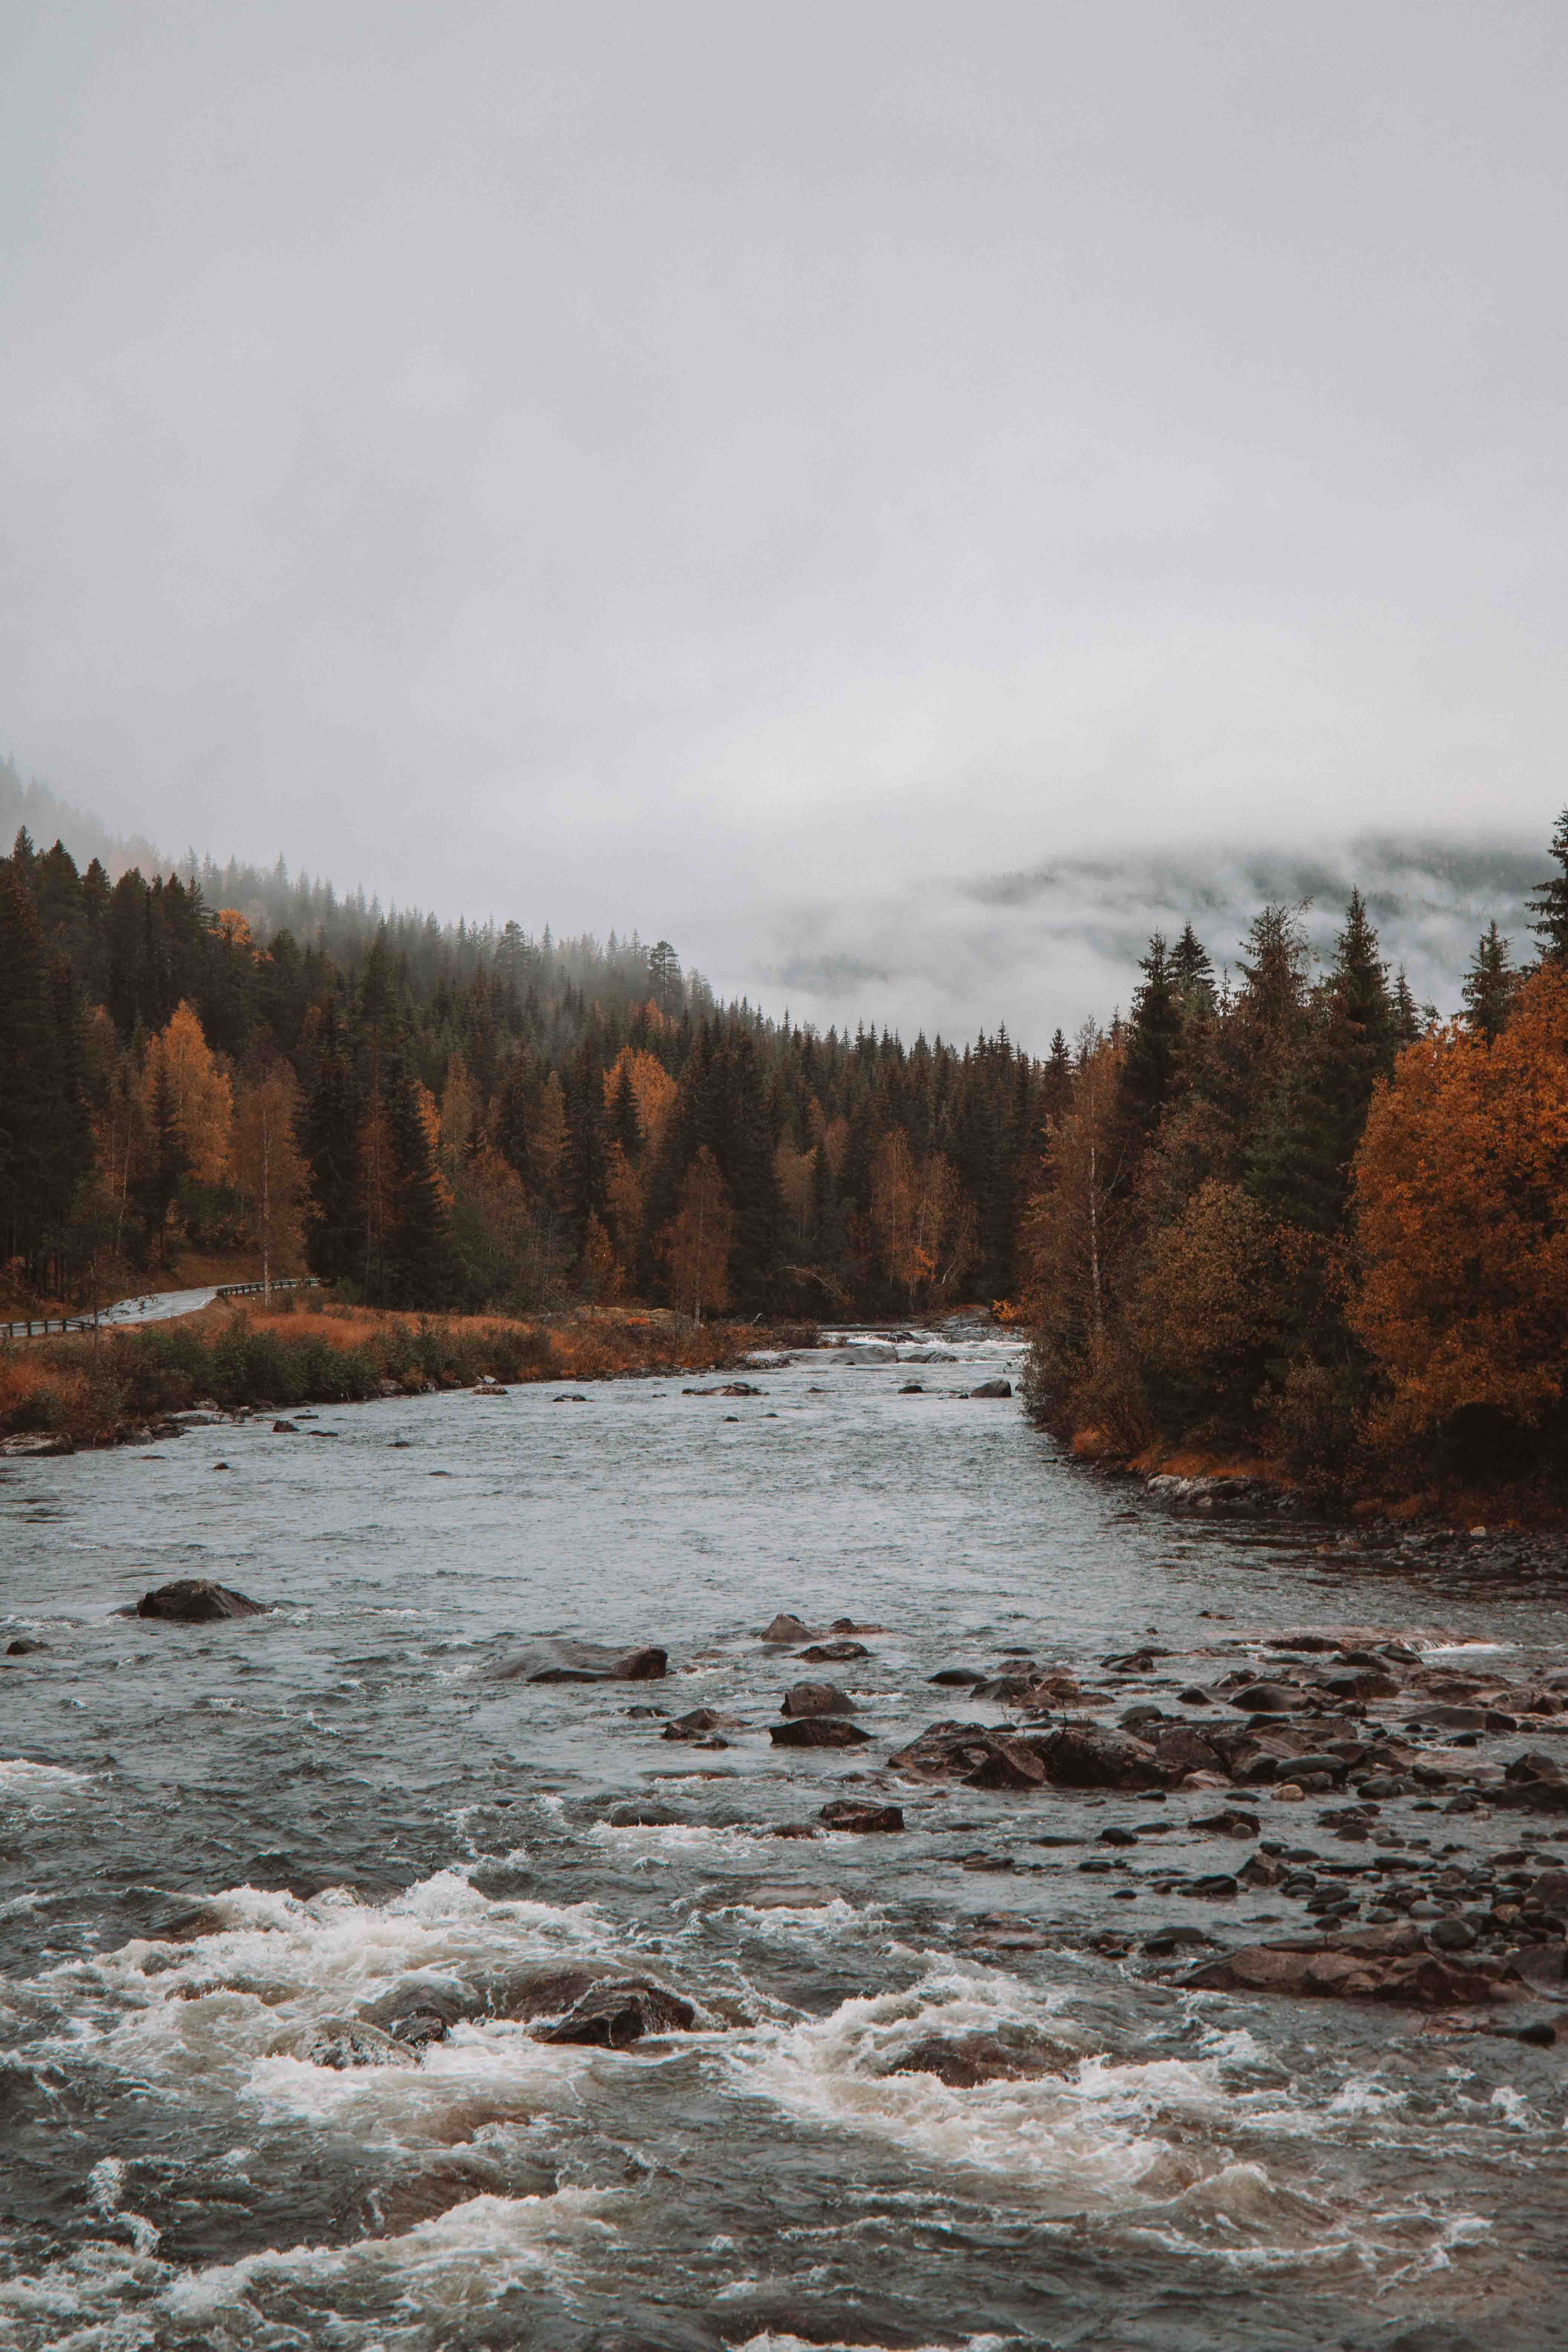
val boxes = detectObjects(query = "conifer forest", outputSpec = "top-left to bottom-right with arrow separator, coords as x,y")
3,808 -> 1567,1493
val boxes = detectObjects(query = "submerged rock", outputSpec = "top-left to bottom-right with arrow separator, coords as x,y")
799,1639 -> 870,1662
662,1707 -> 742,1740
533,1976 -> 697,2048
969,1379 -> 1013,1400
5,1636 -> 47,1656
305,2021 -> 417,2070
133,1579 -> 268,1623
0,1432 -> 75,1457
487,1640 -> 668,1683
891,2030 -> 1073,2087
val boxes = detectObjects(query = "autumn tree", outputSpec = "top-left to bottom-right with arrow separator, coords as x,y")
1351,967 -> 1568,1444
143,1000 -> 232,1185
664,1145 -> 732,1322
869,1132 -> 976,1311
1127,1180 -> 1290,1434
231,1061 -> 308,1298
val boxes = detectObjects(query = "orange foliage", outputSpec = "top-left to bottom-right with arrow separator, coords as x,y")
602,1046 -> 678,1155
143,1001 -> 233,1183
1351,967 -> 1568,1438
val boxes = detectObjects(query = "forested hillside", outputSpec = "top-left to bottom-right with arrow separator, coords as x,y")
0,821 -> 1044,1321
1023,812 -> 1568,1491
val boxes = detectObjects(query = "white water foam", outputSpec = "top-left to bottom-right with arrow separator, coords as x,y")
0,1757 -> 91,1798
164,2186 -> 615,2322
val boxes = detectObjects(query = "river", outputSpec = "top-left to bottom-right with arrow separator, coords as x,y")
2,1331 -> 1564,2350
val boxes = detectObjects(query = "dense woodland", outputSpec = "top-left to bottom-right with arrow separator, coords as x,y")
3,801 -> 1566,1493
0,824 -> 1043,1324
1022,811 -> 1568,1490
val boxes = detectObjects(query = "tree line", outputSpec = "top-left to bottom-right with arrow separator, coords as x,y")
1022,810 -> 1568,1488
0,825 -> 1047,1321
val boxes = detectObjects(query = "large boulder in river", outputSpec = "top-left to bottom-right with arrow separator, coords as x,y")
888,1721 -> 1046,1790
770,1717 -> 871,1749
969,1379 -> 1013,1400
133,1579 -> 268,1623
781,1681 -> 855,1717
1182,1925 -> 1502,2008
486,1640 -> 667,1683
1028,1724 -> 1167,1791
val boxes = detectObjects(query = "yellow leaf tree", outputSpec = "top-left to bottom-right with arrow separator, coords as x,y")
142,1000 -> 233,1184
663,1147 -> 733,1323
231,1063 -> 308,1298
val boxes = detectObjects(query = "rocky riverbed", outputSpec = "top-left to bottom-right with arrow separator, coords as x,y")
3,1330 -> 1565,2350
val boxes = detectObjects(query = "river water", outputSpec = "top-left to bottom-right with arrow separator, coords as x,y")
2,1333 -> 1565,2350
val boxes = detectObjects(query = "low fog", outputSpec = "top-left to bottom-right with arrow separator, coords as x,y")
3,3 -> 1564,1041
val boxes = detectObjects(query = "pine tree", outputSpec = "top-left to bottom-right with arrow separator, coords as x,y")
298,1002 -> 362,1282
384,1055 -> 453,1306
1461,922 -> 1517,1043
1119,933 -> 1185,1143
1528,807 -> 1568,964
1170,920 -> 1215,1010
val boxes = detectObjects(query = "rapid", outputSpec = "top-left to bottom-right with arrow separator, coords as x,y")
2,1332 -> 1565,2351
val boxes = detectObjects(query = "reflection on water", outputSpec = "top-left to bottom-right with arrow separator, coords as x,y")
1,1332 -> 1563,2348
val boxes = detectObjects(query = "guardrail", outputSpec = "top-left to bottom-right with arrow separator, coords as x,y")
0,1277 -> 317,1342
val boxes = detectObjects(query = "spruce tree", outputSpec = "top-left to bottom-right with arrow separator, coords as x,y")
384,1057 -> 453,1306
1170,920 -> 1215,1010
1461,922 -> 1517,1043
1119,933 -> 1184,1141
298,1002 -> 362,1282
1528,807 -> 1568,964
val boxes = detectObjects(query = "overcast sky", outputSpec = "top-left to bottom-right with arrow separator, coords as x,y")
3,2 -> 1565,1042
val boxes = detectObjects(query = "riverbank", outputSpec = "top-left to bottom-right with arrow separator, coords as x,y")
0,1297 -> 817,1453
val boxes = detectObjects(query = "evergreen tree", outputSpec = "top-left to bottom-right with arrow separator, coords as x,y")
135,1060 -> 188,1264
1461,922 -> 1517,1043
1170,920 -> 1215,1010
1119,932 -> 1184,1141
1528,806 -> 1568,964
384,1055 -> 453,1306
1390,966 -> 1422,1046
298,1002 -> 362,1282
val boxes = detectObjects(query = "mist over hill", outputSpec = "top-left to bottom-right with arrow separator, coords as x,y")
1,750 -> 1548,1044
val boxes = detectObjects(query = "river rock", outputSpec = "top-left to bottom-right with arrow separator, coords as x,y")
969,1379 -> 1013,1399
891,2030 -> 1073,2086
770,1717 -> 872,1748
487,1640 -> 668,1682
818,1799 -> 905,1832
781,1681 -> 855,1717
888,1721 -> 1046,1790
761,1613 -> 815,1643
1182,1925 -> 1503,2007
0,1432 -> 75,1457
133,1579 -> 268,1623
799,1640 -> 870,1662
1030,1724 -> 1167,1792
306,2021 -> 417,2069
5,1637 -> 47,1655
271,1419 -> 299,1434
533,1975 -> 697,2047
662,1707 -> 743,1741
